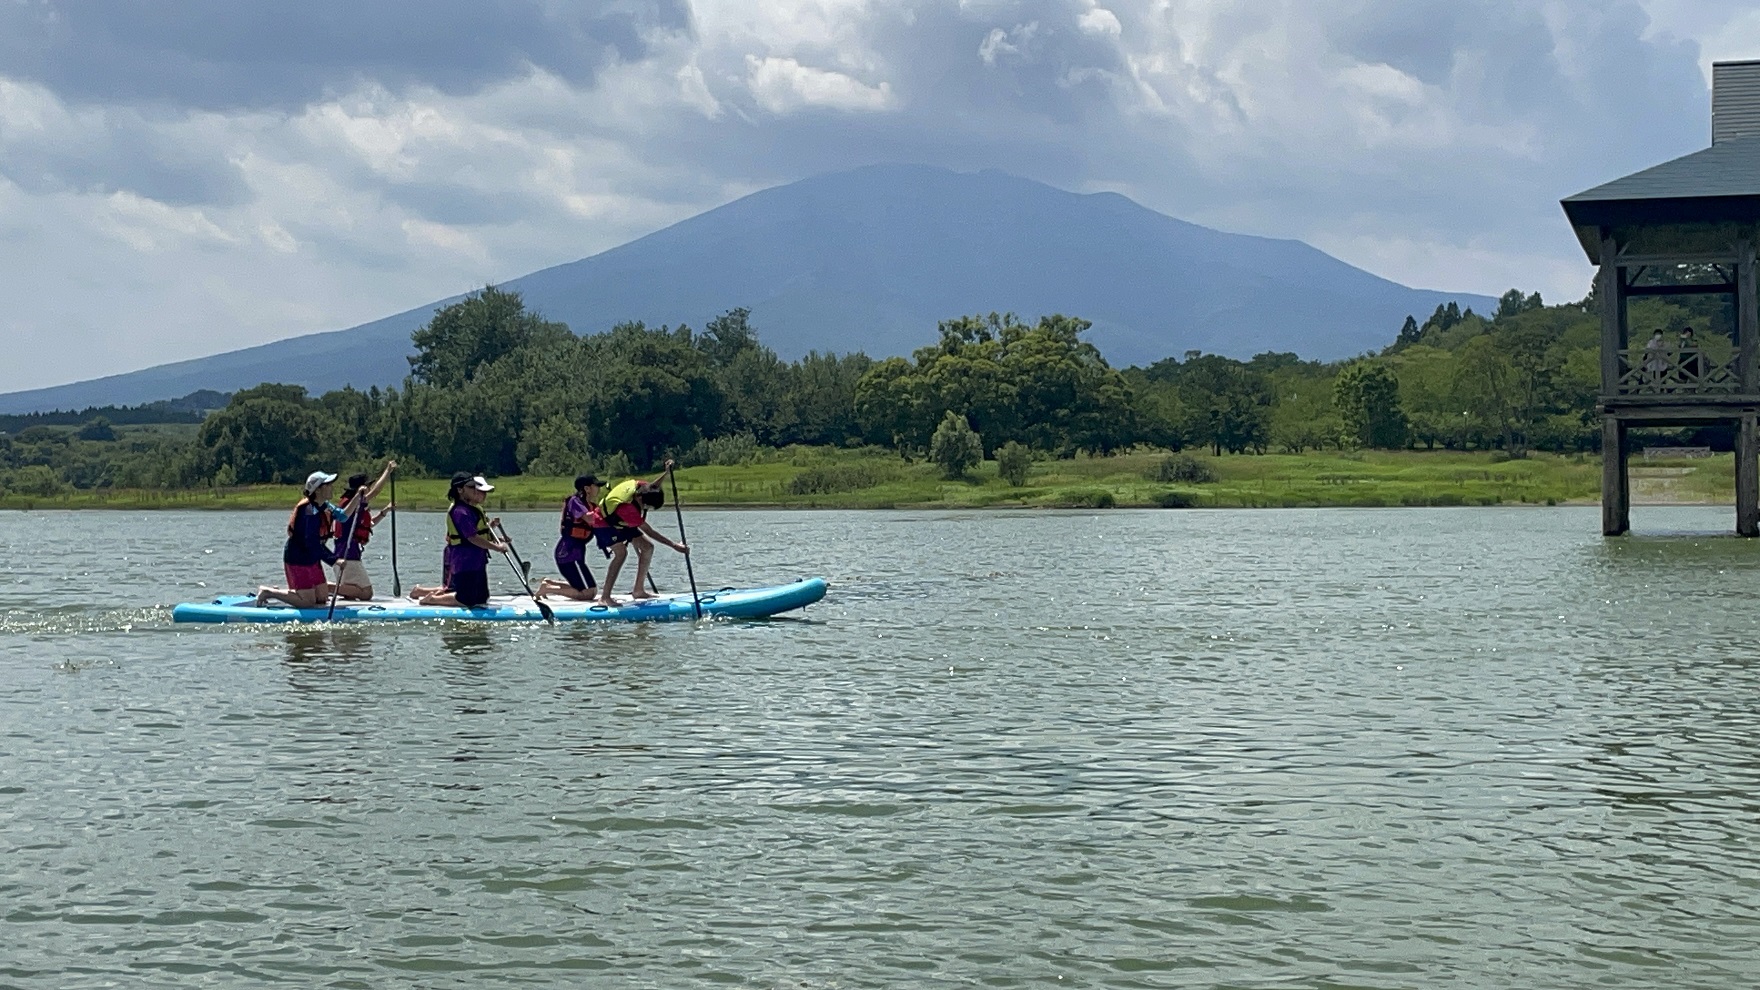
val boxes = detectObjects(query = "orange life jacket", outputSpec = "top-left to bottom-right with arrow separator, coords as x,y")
286,498 -> 334,541
563,497 -> 593,540
343,505 -> 374,548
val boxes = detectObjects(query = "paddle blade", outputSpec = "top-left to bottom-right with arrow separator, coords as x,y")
537,600 -> 556,624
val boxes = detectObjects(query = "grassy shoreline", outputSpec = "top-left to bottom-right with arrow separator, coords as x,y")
3,448 -> 1731,511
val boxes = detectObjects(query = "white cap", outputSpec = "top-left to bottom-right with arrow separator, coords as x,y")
466,475 -> 494,492
304,470 -> 338,494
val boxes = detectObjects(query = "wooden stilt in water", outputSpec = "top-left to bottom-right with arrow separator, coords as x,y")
1602,415 -> 1629,536
1739,412 -> 1759,537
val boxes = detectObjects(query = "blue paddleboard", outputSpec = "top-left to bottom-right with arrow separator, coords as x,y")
171,578 -> 827,624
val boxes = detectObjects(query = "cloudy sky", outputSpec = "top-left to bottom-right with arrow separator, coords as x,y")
1,0 -> 1756,393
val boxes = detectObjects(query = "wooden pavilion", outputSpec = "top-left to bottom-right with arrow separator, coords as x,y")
1562,59 -> 1760,535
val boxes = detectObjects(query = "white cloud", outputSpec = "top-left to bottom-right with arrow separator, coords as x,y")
745,54 -> 895,113
97,190 -> 237,252
1077,5 -> 1121,39
0,0 -> 1740,392
677,61 -> 723,118
979,22 -> 1038,65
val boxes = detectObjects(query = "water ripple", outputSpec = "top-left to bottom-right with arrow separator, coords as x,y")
4,507 -> 1760,987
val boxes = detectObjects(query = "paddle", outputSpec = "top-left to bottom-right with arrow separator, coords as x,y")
388,467 -> 401,597
663,461 -> 702,620
493,520 -> 555,624
325,496 -> 359,622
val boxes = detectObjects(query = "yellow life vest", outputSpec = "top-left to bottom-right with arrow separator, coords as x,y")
445,503 -> 493,546
598,479 -> 642,521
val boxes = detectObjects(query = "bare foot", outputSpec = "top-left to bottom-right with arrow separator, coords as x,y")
630,590 -> 654,600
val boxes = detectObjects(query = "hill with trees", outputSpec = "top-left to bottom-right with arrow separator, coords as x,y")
3,279 -> 1733,507
0,165 -> 1494,414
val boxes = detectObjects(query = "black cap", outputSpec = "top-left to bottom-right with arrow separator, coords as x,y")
346,473 -> 369,489
575,474 -> 602,489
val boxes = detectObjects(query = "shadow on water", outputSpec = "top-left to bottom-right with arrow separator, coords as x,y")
440,624 -> 495,658
1583,532 -> 1760,582
281,627 -> 374,667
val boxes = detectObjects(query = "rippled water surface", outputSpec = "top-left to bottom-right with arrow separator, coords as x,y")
4,506 -> 1760,988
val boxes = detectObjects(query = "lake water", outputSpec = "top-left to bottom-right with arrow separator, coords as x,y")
3,506 -> 1760,989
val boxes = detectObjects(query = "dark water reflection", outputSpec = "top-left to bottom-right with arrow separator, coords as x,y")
3,506 -> 1760,988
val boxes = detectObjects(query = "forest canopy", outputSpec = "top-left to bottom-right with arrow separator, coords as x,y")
2,280 -> 1728,497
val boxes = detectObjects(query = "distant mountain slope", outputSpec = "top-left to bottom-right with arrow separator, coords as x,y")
0,165 -> 1495,414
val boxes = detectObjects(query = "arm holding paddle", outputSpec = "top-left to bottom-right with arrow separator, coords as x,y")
465,518 -> 509,555
637,519 -> 687,555
359,459 -> 396,505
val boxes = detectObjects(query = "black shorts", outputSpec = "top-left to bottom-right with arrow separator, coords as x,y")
593,525 -> 639,558
557,557 -> 596,591
448,568 -> 490,608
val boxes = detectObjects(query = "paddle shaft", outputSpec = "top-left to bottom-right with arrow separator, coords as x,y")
325,498 -> 359,621
388,469 -> 401,597
493,521 -> 554,624
664,464 -> 701,619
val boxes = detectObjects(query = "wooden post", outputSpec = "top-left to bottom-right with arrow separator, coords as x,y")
1599,230 -> 1626,396
1602,415 -> 1628,536
1740,411 -> 1759,537
1740,240 -> 1758,393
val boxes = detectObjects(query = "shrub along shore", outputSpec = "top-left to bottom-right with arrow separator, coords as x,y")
1,448 -> 1727,512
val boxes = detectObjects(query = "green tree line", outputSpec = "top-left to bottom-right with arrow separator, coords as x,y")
2,281 -> 1732,497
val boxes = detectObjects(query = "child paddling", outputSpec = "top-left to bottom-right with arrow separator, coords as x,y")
332,460 -> 397,601
414,473 -> 508,609
537,474 -> 603,601
255,470 -> 340,608
593,461 -> 688,606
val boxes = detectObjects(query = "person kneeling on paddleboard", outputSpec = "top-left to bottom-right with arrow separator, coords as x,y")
593,462 -> 687,605
416,473 -> 508,609
255,470 -> 340,608
537,473 -> 603,601
332,460 -> 397,601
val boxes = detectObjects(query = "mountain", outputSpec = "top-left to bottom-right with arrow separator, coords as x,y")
0,165 -> 1496,414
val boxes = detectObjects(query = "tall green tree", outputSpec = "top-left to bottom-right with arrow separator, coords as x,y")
1334,362 -> 1408,449
582,322 -> 723,469
198,384 -> 322,483
1144,352 -> 1271,455
408,286 -> 571,388
929,410 -> 982,479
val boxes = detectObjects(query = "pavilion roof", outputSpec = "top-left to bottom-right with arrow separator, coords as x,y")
1562,137 -> 1760,261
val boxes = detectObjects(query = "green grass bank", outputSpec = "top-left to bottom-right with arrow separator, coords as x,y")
0,447 -> 1722,511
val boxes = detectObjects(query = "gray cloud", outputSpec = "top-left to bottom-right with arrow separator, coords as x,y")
0,0 -> 693,111
0,0 -> 1746,392
0,105 -> 252,206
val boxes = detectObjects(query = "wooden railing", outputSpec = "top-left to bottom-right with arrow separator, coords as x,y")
1615,347 -> 1740,395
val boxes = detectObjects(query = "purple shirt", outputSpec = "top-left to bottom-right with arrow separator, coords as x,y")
554,494 -> 590,562
444,502 -> 490,574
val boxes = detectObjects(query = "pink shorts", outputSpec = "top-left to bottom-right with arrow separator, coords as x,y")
284,562 -> 327,590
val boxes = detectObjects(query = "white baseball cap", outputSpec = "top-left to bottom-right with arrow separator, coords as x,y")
304,470 -> 338,494
466,475 -> 495,492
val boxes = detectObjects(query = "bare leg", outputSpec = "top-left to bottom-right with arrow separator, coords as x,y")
598,544 -> 629,605
255,585 -> 327,609
629,536 -> 657,599
537,577 -> 599,601
537,583 -> 597,601
407,583 -> 444,600
337,584 -> 373,601
417,591 -> 464,607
